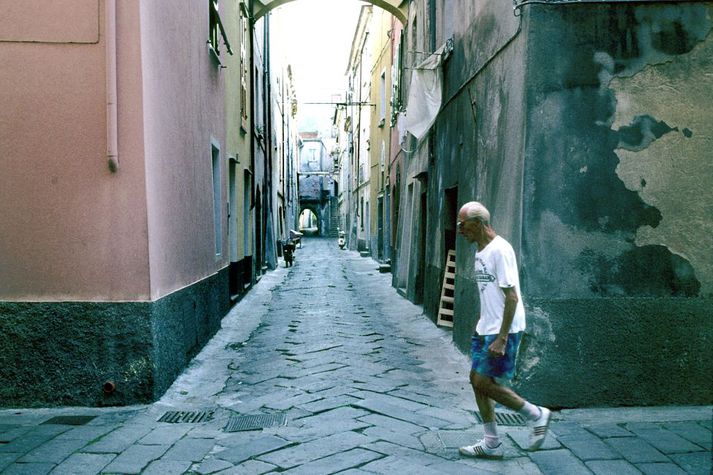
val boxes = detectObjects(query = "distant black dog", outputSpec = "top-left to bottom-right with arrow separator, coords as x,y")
283,240 -> 295,267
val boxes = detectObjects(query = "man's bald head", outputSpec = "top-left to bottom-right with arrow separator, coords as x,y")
458,201 -> 491,225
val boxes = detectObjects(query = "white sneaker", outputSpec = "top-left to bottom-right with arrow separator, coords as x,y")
528,407 -> 551,451
459,439 -> 504,459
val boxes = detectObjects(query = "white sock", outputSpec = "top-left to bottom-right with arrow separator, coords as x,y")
519,401 -> 542,421
483,421 -> 500,447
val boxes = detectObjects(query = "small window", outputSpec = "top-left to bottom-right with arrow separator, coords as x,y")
212,143 -> 222,255
379,71 -> 386,127
390,33 -> 404,126
239,3 -> 249,129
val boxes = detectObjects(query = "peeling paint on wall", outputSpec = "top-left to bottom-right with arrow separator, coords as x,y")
517,305 -> 555,380
609,31 -> 713,296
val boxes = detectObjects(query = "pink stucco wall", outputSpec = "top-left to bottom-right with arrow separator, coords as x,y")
1,0 -> 230,302
0,0 -> 150,301
139,0 -> 228,300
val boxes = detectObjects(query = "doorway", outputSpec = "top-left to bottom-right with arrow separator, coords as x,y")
377,196 -> 384,261
228,159 -> 239,298
415,188 -> 428,304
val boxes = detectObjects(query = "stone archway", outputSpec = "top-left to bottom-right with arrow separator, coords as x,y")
298,204 -> 321,236
252,0 -> 407,24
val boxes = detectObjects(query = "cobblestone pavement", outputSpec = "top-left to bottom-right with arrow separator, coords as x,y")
1,238 -> 711,474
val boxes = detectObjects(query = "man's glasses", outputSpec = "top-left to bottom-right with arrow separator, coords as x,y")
457,219 -> 479,229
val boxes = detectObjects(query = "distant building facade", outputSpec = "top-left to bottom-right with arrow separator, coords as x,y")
298,135 -> 336,237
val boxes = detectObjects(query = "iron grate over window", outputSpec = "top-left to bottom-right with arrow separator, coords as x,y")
157,410 -> 214,424
41,415 -> 97,426
224,413 -> 287,432
474,411 -> 527,426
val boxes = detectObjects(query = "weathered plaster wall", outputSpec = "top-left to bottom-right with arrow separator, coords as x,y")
414,0 -> 712,407
611,33 -> 713,296
0,0 -> 150,301
0,301 -> 153,407
422,0 -> 528,351
519,3 -> 713,406
224,0 -> 253,261
0,1 -> 233,407
0,270 -> 229,407
140,0 -> 228,301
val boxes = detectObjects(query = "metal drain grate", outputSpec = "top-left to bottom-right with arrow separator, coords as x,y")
157,410 -> 214,423
474,411 -> 527,426
41,415 -> 97,426
224,413 -> 287,432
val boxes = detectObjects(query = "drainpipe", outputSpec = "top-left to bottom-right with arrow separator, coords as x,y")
106,0 -> 118,172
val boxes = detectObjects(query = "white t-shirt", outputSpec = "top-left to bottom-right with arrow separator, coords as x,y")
474,235 -> 526,336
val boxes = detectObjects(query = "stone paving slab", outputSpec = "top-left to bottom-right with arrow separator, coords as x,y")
295,394 -> 360,414
0,453 -> 23,471
663,421 -> 712,448
142,459 -> 192,475
585,459 -> 642,475
362,440 -> 452,466
0,427 -> 71,456
227,458 -> 278,474
192,456 -> 234,474
53,424 -> 118,442
358,413 -> 427,435
627,427 -> 704,454
257,430 -> 373,468
101,444 -> 170,474
669,452 -> 713,475
604,436 -> 671,463
0,426 -> 31,443
214,435 -> 292,465
2,461 -> 56,474
18,436 -> 88,464
359,454 -> 447,474
529,449 -> 594,474
138,424 -> 192,445
353,398 -> 452,429
456,455 -> 545,474
637,462 -> 688,474
279,447 -> 382,475
82,425 -> 153,454
557,433 -> 621,461
50,452 -> 115,475
361,426 -> 425,450
583,423 -> 634,438
161,437 -> 216,462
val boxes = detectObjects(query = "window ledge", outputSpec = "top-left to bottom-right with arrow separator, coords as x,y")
207,43 -> 224,68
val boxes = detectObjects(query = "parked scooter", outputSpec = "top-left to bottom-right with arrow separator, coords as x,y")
338,231 -> 346,249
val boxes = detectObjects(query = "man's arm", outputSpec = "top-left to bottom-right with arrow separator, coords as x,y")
488,286 -> 518,356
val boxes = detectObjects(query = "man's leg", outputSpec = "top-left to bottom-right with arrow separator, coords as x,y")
472,375 -> 500,450
471,371 -> 551,451
471,371 -> 524,410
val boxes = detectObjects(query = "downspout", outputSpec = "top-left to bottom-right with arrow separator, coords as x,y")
106,0 -> 118,172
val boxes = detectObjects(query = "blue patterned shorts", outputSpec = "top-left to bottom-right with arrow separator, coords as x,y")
471,332 -> 523,379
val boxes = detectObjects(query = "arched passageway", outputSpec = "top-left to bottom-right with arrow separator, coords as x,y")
298,207 -> 320,236
252,0 -> 406,23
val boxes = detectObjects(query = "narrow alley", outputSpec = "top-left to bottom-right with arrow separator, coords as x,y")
0,239 -> 710,474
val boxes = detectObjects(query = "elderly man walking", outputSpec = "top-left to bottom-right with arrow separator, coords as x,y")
457,201 -> 550,459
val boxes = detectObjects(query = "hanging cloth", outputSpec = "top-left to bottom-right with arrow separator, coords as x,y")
404,42 -> 449,141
